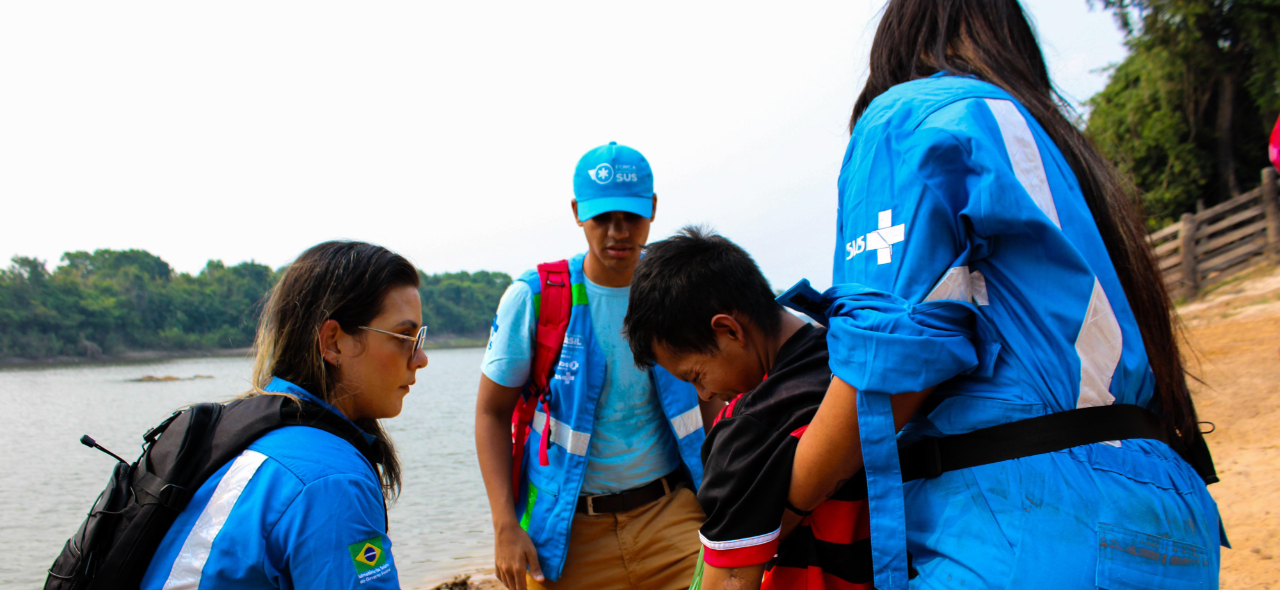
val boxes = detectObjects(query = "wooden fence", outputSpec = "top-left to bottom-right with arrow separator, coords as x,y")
1148,167 -> 1280,298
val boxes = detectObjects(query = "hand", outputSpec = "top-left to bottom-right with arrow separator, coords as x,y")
494,522 -> 543,590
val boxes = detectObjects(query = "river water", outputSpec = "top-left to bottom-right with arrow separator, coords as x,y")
0,348 -> 493,589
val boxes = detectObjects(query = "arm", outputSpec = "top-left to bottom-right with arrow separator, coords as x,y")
475,374 -> 543,590
699,563 -> 766,590
788,378 -> 934,512
270,474 -> 399,590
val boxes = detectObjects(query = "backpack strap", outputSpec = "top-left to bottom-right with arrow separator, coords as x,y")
282,399 -> 382,471
510,260 -> 572,499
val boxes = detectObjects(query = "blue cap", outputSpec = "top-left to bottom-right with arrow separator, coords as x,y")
573,142 -> 654,221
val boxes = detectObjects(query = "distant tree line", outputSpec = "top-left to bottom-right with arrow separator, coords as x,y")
0,249 -> 510,360
1085,0 -> 1280,226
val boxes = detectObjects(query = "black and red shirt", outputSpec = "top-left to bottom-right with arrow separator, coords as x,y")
696,324 -> 875,590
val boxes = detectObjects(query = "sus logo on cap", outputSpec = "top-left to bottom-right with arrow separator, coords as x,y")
573,141 -> 654,221
588,163 -> 614,184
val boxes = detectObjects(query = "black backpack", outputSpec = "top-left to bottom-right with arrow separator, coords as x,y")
45,394 -> 382,590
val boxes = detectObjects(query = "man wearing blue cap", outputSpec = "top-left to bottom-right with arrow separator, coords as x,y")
476,142 -> 710,590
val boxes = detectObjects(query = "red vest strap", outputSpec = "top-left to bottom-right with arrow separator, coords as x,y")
530,261 -> 572,394
510,260 -> 572,500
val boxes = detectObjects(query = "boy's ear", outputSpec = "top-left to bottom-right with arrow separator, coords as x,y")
709,313 -> 745,345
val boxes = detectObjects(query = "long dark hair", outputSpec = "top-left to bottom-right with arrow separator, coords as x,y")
250,240 -> 420,500
853,0 -> 1200,444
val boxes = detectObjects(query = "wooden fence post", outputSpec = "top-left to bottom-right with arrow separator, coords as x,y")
1180,212 -> 1199,299
1264,167 -> 1279,264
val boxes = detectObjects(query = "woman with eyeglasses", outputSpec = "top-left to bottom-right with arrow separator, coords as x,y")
141,240 -> 429,590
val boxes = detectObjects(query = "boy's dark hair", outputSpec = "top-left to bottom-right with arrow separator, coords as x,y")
624,225 -> 782,367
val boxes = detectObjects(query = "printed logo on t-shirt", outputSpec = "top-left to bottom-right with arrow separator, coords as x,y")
348,537 -> 392,583
554,358 -> 581,384
845,209 -> 905,264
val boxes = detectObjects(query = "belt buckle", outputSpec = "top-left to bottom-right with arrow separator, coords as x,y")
585,494 -> 601,516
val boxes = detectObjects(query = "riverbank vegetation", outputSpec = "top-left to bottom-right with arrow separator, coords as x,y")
0,249 -> 510,360
1085,0 -> 1280,226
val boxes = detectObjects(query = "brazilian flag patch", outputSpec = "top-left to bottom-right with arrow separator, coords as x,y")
348,537 -> 388,574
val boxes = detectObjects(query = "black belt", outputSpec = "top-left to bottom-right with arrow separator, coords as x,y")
898,404 -> 1218,484
576,470 -> 686,515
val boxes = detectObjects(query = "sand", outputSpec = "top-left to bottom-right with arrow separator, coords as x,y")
425,572 -> 504,590
1176,264 -> 1280,588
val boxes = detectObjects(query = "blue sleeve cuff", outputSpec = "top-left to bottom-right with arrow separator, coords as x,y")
822,284 -> 980,395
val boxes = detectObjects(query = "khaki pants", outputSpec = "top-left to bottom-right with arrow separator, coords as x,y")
528,486 -> 704,590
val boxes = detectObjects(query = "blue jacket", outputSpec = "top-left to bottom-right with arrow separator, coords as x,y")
820,75 -> 1220,589
515,253 -> 704,582
141,378 -> 398,590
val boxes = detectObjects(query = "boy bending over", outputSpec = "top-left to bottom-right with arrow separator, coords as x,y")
623,227 -> 873,590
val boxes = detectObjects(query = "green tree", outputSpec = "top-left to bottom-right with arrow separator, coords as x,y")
419,270 -> 512,335
0,249 -> 510,360
1086,0 -> 1280,224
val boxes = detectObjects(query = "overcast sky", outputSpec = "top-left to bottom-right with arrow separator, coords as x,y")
0,1 -> 1126,291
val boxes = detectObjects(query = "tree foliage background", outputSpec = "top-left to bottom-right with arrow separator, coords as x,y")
1085,0 -> 1280,226
0,250 -> 510,360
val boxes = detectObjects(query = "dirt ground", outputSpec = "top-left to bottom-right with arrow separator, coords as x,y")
1177,263 -> 1280,588
426,572 -> 503,590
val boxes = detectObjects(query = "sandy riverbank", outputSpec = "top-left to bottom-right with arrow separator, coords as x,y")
0,347 -> 255,369
0,335 -> 488,370
420,571 -> 504,590
1174,263 -> 1280,588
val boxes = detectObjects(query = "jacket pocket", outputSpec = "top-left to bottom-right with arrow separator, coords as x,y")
520,468 -> 560,543
1096,523 -> 1213,589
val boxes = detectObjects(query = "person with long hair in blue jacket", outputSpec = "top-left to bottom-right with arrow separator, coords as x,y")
782,1 -> 1224,589
141,241 -> 429,590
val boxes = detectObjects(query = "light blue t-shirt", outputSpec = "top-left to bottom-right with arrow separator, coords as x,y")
482,277 -> 682,495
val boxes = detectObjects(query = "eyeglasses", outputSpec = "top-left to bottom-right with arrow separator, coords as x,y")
359,325 -> 428,360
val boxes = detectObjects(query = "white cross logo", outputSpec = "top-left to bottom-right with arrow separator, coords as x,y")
865,209 -> 905,264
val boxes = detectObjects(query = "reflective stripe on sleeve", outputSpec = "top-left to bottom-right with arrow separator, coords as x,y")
923,266 -> 990,307
923,266 -> 972,303
162,450 -> 269,590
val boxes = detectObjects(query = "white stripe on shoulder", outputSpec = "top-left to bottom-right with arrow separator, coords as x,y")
983,98 -> 1061,228
1075,278 -> 1122,410
699,527 -> 782,551
670,406 -> 703,440
161,450 -> 270,590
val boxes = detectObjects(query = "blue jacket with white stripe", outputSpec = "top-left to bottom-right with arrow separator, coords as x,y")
140,378 -> 398,590
515,253 -> 705,582
822,74 -> 1220,589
